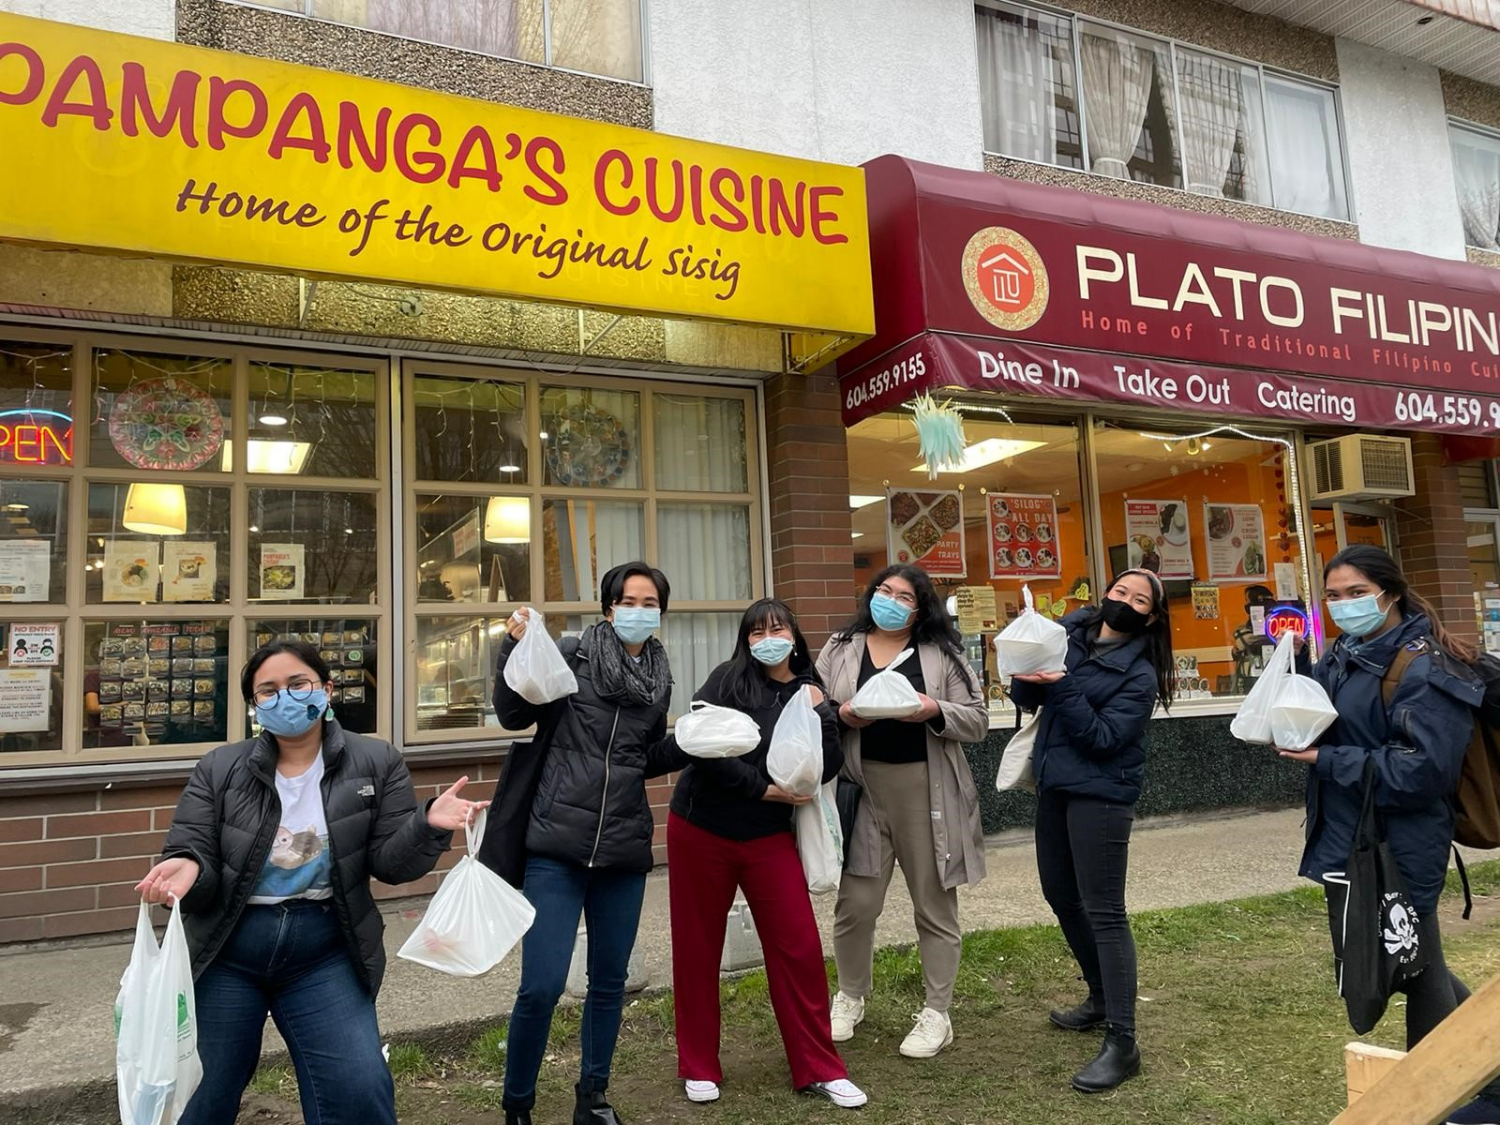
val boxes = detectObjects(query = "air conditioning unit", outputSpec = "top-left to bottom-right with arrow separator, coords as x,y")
1308,435 -> 1415,502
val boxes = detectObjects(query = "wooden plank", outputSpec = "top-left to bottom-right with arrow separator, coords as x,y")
1345,1043 -> 1406,1106
1333,973 -> 1500,1124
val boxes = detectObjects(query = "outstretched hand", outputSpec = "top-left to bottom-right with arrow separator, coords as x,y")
428,776 -> 491,831
135,857 -> 200,905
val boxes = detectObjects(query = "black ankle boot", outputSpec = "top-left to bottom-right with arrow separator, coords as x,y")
504,1109 -> 532,1125
1072,1026 -> 1141,1093
1049,994 -> 1107,1032
574,1085 -> 625,1125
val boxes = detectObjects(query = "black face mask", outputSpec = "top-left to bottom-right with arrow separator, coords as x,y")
1102,597 -> 1151,635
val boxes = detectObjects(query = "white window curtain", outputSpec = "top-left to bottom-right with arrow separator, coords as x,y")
1264,78 -> 1348,219
660,613 -> 742,721
1178,50 -> 1270,205
549,500 -> 645,602
653,395 -> 748,493
977,7 -> 1060,162
1079,26 -> 1157,179
1452,130 -> 1500,250
343,0 -> 529,57
657,504 -> 752,602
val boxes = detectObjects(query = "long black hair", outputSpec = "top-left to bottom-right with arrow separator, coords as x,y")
718,598 -> 820,710
1091,568 -> 1177,711
1324,544 -> 1476,662
832,564 -> 965,657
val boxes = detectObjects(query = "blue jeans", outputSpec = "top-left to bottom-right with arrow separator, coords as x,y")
503,855 -> 647,1110
180,901 -> 394,1125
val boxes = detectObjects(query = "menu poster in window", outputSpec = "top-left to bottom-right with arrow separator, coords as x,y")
162,541 -> 217,603
1205,504 -> 1267,580
955,585 -> 999,634
0,668 -> 50,732
0,540 -> 49,602
1191,583 -> 1220,621
103,541 -> 160,603
1124,499 -> 1193,580
886,489 -> 965,578
7,622 -> 59,666
988,493 -> 1061,579
451,517 -> 479,561
259,544 -> 305,600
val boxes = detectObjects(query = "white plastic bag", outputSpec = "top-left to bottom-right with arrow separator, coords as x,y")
397,809 -> 536,977
1230,633 -> 1336,749
768,686 -> 825,797
503,610 -> 578,705
994,585 -> 1069,677
996,708 -> 1041,793
849,649 -> 924,719
674,702 -> 762,759
115,898 -> 201,1125
795,781 -> 843,895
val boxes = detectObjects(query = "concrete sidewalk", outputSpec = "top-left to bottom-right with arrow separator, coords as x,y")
0,805 -> 1318,1106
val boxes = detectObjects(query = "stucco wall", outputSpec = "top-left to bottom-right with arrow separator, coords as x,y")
1,0 -> 173,38
1336,38 -> 1466,259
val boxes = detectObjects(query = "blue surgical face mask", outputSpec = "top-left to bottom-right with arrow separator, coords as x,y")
1329,593 -> 1390,638
255,689 -> 329,737
750,636 -> 795,666
611,606 -> 660,645
870,593 -> 915,632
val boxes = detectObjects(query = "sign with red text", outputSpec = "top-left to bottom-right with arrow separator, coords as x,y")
886,488 -> 965,578
1263,605 -> 1311,642
0,409 -> 71,465
0,12 -> 872,336
1205,504 -> 1267,581
7,621 -> 58,665
1124,499 -> 1193,580
987,493 -> 1060,579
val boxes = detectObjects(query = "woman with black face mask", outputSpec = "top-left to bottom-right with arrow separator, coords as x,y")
1009,569 -> 1177,1095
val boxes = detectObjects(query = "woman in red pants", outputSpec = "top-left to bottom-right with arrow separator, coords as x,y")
667,598 -> 866,1109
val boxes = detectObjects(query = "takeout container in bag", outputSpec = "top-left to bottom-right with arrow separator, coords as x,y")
994,585 -> 1069,677
849,649 -> 924,719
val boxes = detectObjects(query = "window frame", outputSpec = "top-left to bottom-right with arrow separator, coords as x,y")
1448,117 -> 1500,251
223,0 -> 653,86
975,0 -> 1355,222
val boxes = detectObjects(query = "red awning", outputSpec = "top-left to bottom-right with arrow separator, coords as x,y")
836,156 -> 1500,435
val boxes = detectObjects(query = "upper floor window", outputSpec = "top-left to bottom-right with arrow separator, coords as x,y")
247,0 -> 646,83
1451,121 -> 1500,250
976,2 -> 1350,221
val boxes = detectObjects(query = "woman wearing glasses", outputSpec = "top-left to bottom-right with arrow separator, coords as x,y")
817,565 -> 988,1060
135,640 -> 484,1125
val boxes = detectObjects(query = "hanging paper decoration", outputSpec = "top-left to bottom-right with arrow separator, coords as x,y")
546,403 -> 632,486
109,377 -> 224,471
911,393 -> 966,480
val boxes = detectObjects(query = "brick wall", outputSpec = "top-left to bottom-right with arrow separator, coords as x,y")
1395,434 -> 1480,646
764,368 -> 857,651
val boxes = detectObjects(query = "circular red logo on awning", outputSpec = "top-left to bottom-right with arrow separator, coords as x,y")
962,227 -> 1049,331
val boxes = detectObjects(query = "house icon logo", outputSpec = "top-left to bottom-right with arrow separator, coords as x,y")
961,227 -> 1049,331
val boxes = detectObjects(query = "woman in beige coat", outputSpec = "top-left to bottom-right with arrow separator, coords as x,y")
816,564 -> 988,1060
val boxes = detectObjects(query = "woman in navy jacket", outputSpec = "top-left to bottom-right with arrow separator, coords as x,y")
1009,569 -> 1176,1095
1282,545 -> 1499,1123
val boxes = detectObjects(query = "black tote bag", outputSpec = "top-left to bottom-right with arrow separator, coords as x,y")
1332,759 -> 1431,1035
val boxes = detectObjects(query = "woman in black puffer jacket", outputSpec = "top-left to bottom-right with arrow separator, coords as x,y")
480,562 -> 687,1125
136,640 -> 483,1125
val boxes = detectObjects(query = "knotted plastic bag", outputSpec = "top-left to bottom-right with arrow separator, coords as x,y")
849,649 -> 924,719
796,781 -> 843,894
768,686 -> 825,797
1231,633 -> 1336,749
675,702 -> 762,759
994,585 -> 1069,677
398,809 -> 536,977
115,897 -> 201,1125
503,610 -> 578,705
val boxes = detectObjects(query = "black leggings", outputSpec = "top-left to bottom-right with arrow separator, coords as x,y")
1035,790 -> 1137,1034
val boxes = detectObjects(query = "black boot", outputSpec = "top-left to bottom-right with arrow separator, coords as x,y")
1072,1026 -> 1141,1094
1049,994 -> 1106,1032
574,1085 -> 625,1125
504,1110 -> 532,1125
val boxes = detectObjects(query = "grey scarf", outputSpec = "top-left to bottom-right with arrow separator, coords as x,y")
588,623 -> 671,707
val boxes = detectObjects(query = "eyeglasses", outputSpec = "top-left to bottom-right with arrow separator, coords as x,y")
252,678 -> 318,707
875,585 -> 918,608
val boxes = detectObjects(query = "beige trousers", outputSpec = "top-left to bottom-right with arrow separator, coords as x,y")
833,760 -> 962,1012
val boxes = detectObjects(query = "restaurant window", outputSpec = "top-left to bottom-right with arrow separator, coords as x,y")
405,365 -> 760,740
0,332 -> 387,768
244,0 -> 647,82
1451,121 -> 1500,250
976,2 -> 1352,220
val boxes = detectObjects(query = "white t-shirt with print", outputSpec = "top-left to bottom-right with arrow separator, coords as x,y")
248,754 -> 333,904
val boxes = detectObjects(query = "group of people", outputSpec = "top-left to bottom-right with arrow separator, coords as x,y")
134,546 -> 1500,1125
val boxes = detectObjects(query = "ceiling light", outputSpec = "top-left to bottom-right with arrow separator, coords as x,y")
344,528 -> 354,535
910,437 -> 1045,474
3,502 -> 26,512
258,412 -> 289,427
849,495 -> 884,509
500,463 -> 521,473
851,531 -> 864,539
484,496 -> 531,544
1201,439 -> 1212,451
122,483 -> 188,536
249,525 -> 259,533
221,439 -> 313,475
539,431 -> 549,441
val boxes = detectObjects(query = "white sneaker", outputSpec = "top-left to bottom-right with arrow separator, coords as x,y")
805,1078 -> 868,1109
685,1080 -> 720,1103
829,992 -> 865,1043
899,1008 -> 953,1058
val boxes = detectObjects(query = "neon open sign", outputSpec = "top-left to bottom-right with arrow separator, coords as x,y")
1265,605 -> 1310,642
0,410 -> 73,465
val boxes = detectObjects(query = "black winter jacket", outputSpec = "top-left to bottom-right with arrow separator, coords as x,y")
1008,610 -> 1158,804
489,627 -> 687,874
668,660 -> 843,841
160,721 -> 452,995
